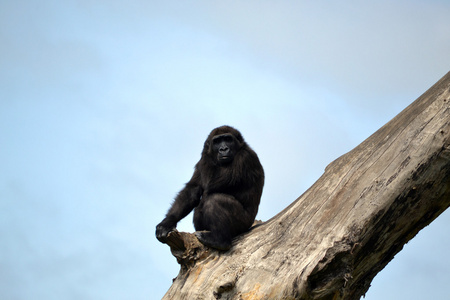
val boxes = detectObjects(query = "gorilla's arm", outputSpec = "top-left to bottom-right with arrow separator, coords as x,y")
234,148 -> 265,219
237,183 -> 263,219
156,169 -> 203,242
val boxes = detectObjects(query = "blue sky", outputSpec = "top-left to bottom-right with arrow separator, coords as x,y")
1,1 -> 449,299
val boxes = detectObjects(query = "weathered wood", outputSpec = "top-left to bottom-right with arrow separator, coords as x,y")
164,230 -> 211,270
160,72 -> 450,299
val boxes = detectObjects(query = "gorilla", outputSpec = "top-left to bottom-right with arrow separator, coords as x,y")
156,125 -> 264,250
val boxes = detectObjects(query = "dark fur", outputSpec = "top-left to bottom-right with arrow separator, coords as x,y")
156,126 -> 264,250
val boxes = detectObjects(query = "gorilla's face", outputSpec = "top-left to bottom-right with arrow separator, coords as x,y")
211,133 -> 238,165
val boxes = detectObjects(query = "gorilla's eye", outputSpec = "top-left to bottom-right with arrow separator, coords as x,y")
223,136 -> 233,143
213,134 -> 234,145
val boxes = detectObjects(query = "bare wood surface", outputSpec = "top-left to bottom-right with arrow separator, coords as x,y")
160,72 -> 450,300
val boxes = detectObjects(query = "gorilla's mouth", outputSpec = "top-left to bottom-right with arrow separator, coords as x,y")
219,156 -> 232,163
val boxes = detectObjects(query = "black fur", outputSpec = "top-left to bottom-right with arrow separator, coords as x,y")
156,126 -> 264,250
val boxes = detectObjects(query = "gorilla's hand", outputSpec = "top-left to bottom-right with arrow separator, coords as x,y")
155,219 -> 176,243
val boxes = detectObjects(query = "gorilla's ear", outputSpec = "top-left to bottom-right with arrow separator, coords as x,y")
227,130 -> 244,149
234,131 -> 244,145
203,139 -> 212,156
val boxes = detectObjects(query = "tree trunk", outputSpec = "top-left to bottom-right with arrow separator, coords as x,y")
160,72 -> 450,300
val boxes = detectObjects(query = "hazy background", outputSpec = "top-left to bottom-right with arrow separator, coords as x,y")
1,1 -> 449,299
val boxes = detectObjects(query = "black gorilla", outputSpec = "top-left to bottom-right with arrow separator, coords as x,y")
156,125 -> 264,250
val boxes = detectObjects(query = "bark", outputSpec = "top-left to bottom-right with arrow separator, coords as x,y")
160,72 -> 450,300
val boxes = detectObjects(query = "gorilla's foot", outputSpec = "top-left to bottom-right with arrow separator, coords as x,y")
195,231 -> 232,251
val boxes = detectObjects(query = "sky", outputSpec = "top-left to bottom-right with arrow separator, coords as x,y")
0,1 -> 449,299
